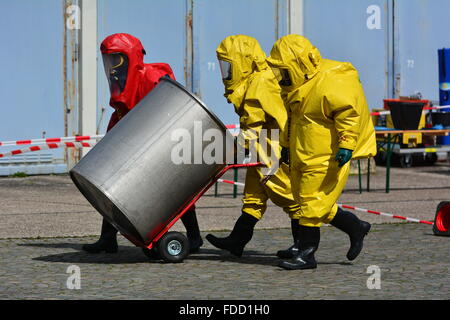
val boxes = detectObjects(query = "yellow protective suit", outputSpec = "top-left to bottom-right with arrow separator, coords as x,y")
267,34 -> 377,227
217,35 -> 301,220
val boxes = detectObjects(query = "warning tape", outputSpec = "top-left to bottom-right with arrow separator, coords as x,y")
370,110 -> 391,116
0,141 -> 96,158
217,178 -> 245,187
215,179 -> 434,226
0,135 -> 104,147
0,125 -> 240,147
337,204 -> 434,225
3,105 -> 449,147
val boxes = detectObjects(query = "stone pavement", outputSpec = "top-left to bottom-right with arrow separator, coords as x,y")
0,224 -> 448,300
0,162 -> 449,300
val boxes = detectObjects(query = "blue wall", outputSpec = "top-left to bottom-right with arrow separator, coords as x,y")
303,0 -> 450,109
1,0 -> 449,172
0,0 -> 64,141
304,0 -> 390,109
97,0 -> 287,131
394,0 -> 450,102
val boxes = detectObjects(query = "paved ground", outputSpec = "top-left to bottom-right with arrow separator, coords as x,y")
0,224 -> 448,300
0,162 -> 449,300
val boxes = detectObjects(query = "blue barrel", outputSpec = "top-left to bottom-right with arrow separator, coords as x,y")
438,48 -> 450,144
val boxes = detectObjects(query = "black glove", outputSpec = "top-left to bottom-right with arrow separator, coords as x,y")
159,74 -> 171,81
280,146 -> 290,165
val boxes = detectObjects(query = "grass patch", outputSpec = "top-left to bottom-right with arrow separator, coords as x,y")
10,172 -> 28,178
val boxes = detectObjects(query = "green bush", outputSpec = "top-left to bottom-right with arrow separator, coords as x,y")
10,172 -> 28,178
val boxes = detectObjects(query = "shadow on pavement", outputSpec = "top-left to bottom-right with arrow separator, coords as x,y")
25,243 -> 351,267
29,244 -> 153,264
33,249 -> 153,264
185,248 -> 353,268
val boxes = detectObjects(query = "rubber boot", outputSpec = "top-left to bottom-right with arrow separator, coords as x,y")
205,213 -> 258,257
278,225 -> 320,270
82,218 -> 118,253
276,219 -> 300,259
330,207 -> 371,261
181,208 -> 203,253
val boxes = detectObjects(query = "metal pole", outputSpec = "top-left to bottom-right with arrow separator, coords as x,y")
63,0 -> 81,170
289,0 -> 304,35
385,134 -> 397,193
233,168 -> 238,198
367,158 -> 371,192
79,0 -> 97,157
358,160 -> 362,194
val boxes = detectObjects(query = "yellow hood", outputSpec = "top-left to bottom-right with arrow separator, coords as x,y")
267,34 -> 322,91
216,35 -> 269,97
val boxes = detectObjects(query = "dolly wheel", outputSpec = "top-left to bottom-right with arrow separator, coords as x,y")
142,247 -> 160,260
157,232 -> 190,263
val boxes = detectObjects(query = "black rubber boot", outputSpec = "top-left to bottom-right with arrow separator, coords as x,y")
330,207 -> 371,261
181,208 -> 204,253
82,218 -> 118,253
206,213 -> 258,257
278,225 -> 320,270
276,219 -> 300,259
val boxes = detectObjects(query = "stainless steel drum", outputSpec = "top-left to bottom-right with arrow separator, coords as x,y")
70,78 -> 235,246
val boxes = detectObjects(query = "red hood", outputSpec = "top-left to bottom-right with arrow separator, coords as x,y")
100,33 -> 175,112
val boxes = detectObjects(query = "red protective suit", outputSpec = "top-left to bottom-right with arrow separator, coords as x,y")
100,33 -> 176,131
82,33 -> 203,255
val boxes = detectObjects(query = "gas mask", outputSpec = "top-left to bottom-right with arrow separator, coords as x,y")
102,52 -> 129,95
271,67 -> 293,87
219,60 -> 232,81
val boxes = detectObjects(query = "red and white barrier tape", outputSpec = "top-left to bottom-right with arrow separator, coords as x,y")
0,125 -> 239,147
215,180 -> 434,226
217,178 -> 245,187
0,134 -> 104,147
3,105 -> 449,148
370,110 -> 391,116
0,141 -> 96,158
338,203 -> 434,225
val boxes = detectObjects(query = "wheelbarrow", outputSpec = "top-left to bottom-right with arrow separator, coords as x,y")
70,77 -> 259,262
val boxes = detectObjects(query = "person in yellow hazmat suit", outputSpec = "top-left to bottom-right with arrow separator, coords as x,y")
205,34 -> 302,258
266,34 -> 377,270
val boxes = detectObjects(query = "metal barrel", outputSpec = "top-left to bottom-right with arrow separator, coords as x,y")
70,78 -> 235,245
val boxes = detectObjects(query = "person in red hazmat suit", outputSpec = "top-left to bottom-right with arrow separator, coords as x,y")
82,33 -> 203,254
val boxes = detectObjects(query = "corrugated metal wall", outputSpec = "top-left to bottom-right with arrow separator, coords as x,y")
0,0 -> 66,175
303,0 -> 391,109
303,0 -> 450,109
1,0 -> 449,174
190,0 -> 288,126
97,0 -> 288,131
0,0 -> 288,175
393,0 -> 450,101
97,0 -> 189,133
